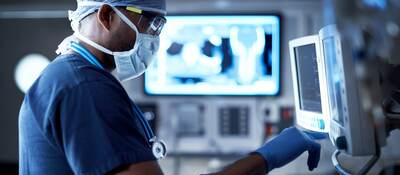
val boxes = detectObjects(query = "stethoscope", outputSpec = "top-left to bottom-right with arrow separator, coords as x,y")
70,42 -> 167,159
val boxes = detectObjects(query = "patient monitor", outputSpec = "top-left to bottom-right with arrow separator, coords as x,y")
319,25 -> 376,156
289,35 -> 330,133
290,26 -> 378,174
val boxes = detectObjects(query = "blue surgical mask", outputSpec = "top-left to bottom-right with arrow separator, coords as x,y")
73,4 -> 160,82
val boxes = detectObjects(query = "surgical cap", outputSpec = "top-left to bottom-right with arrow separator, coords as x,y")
56,0 -> 166,55
69,0 -> 166,31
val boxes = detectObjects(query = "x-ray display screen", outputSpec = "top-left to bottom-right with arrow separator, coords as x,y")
323,37 -> 344,125
294,44 -> 322,113
144,15 -> 280,95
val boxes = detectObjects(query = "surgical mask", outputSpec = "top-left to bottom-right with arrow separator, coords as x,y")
73,5 -> 160,82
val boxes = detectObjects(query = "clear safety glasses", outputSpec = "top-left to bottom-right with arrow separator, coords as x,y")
126,6 -> 166,36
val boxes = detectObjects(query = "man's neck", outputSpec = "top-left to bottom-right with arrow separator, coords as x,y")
79,41 -> 116,71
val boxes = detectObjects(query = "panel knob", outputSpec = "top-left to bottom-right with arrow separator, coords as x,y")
335,136 -> 347,150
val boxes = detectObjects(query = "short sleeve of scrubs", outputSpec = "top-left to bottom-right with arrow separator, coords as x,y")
56,80 -> 155,175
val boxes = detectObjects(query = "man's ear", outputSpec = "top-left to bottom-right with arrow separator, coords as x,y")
97,4 -> 114,31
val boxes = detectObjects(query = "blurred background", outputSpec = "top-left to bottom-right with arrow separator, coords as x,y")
1,0 -> 399,174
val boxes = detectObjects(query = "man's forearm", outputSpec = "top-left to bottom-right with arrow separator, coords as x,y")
207,154 -> 267,175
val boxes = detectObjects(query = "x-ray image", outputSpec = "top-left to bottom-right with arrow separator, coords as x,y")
145,15 -> 280,96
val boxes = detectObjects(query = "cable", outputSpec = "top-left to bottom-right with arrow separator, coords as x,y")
331,150 -> 352,175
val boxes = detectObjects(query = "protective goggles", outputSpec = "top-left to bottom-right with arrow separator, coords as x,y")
125,6 -> 166,36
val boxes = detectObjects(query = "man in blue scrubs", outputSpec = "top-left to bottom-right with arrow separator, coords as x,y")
18,0 -> 322,174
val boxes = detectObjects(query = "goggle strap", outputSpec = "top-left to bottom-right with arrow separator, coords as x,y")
126,6 -> 143,14
109,6 -> 140,34
76,1 -> 140,34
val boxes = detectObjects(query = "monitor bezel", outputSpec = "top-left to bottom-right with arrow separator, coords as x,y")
143,13 -> 282,97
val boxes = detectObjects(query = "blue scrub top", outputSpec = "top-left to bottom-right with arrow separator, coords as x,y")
18,53 -> 156,175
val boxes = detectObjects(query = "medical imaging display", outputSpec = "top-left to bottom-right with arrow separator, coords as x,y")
323,38 -> 344,125
144,15 -> 280,95
294,44 -> 322,113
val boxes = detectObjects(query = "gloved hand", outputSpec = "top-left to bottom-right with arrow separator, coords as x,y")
253,127 -> 321,172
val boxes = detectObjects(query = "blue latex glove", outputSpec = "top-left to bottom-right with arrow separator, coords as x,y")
254,127 -> 321,172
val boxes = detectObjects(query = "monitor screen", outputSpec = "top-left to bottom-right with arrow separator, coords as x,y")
294,44 -> 322,113
144,15 -> 281,96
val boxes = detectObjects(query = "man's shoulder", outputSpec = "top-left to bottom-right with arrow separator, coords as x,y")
36,53 -> 116,91
24,53 -> 125,120
25,53 -> 123,107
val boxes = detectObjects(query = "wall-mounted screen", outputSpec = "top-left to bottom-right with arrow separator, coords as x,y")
144,15 -> 281,96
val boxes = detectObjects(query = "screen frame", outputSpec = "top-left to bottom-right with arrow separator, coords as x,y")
289,35 -> 330,133
143,13 -> 282,97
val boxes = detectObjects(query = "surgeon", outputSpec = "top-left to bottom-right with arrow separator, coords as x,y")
18,0 -> 321,174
